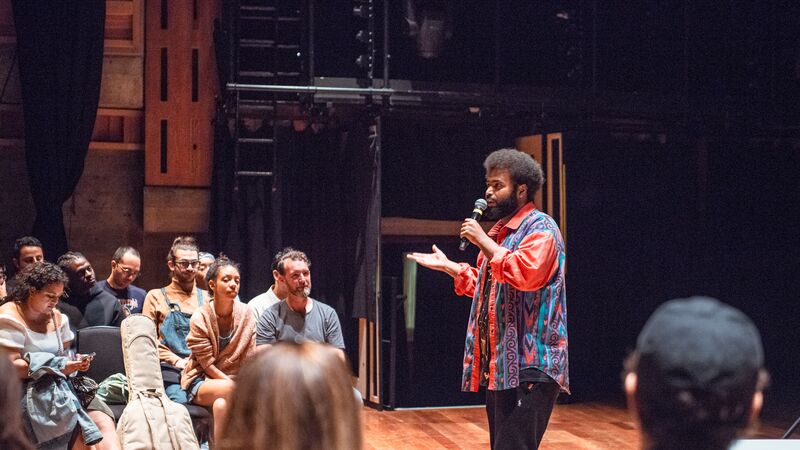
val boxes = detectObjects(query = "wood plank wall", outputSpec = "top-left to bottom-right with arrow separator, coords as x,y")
144,0 -> 219,187
0,0 -> 220,288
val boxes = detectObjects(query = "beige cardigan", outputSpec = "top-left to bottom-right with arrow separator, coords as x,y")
180,300 -> 256,389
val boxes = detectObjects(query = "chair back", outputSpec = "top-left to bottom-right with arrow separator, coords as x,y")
76,325 -> 124,382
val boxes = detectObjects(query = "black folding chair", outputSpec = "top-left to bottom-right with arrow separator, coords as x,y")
75,325 -> 211,438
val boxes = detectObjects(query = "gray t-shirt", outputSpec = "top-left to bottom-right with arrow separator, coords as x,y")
256,299 -> 345,349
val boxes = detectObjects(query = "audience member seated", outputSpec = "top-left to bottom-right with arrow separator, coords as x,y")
255,249 -> 345,360
56,252 -> 125,333
195,252 -> 215,291
247,247 -> 291,321
624,296 -> 768,450
218,341 -> 362,450
0,349 -> 34,450
0,262 -> 120,450
181,257 -> 256,438
142,236 -> 208,403
7,236 -> 45,292
98,246 -> 146,314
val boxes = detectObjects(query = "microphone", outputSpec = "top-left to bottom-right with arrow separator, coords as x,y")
459,198 -> 488,251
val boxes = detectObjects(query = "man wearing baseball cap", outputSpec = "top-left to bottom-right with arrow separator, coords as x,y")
624,297 -> 768,450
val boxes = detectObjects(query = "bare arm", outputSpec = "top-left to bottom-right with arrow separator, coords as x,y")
202,363 -> 231,381
4,346 -> 88,378
5,348 -> 29,379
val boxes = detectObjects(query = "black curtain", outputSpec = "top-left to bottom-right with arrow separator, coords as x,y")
209,115 -> 378,368
281,116 -> 378,321
12,1 -> 106,258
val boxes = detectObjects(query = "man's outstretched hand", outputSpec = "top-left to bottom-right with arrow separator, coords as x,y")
406,245 -> 462,278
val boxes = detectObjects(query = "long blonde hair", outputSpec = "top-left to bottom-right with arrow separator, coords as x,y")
218,342 -> 362,450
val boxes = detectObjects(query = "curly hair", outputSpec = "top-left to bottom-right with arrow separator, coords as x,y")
483,148 -> 545,201
3,262 -> 68,304
205,256 -> 241,298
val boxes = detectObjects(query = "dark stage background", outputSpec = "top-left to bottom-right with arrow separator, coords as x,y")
377,118 -> 800,413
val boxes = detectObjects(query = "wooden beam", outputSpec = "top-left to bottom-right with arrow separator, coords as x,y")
381,217 -> 493,237
143,186 -> 209,233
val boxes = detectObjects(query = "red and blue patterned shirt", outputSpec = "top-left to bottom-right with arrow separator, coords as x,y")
454,202 -> 569,393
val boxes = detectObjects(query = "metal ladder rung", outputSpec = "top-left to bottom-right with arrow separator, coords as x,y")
236,171 -> 274,177
241,15 -> 300,22
239,70 -> 276,78
240,5 -> 276,13
238,137 -> 275,144
240,39 -> 276,48
239,98 -> 276,106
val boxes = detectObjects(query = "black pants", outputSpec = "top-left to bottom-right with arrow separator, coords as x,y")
485,382 -> 560,450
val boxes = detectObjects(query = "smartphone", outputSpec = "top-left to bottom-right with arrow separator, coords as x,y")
79,352 -> 96,362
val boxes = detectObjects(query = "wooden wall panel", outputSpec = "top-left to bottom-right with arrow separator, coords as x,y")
516,134 -> 544,210
516,133 -> 567,241
0,105 -> 143,151
99,55 -> 144,109
144,0 -> 219,187
105,0 -> 143,55
143,186 -> 209,233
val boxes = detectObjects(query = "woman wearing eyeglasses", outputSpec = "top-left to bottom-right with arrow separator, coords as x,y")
181,256 -> 256,440
142,236 -> 209,404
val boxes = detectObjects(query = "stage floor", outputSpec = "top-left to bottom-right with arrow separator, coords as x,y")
363,401 -> 785,449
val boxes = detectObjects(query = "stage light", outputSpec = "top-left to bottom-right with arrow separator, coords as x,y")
356,29 -> 372,44
353,4 -> 369,18
353,0 -> 375,76
356,54 -> 373,69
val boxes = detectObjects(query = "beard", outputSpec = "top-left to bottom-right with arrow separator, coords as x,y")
292,285 -> 311,298
174,270 -> 195,285
485,187 -> 519,220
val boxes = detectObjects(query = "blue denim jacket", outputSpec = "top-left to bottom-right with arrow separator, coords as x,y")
23,352 -> 102,448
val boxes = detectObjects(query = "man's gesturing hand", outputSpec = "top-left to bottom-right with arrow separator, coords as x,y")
406,245 -> 462,278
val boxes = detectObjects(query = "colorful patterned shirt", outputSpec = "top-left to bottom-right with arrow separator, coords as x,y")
454,202 -> 569,393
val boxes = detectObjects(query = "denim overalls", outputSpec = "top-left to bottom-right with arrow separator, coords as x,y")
159,287 -> 204,403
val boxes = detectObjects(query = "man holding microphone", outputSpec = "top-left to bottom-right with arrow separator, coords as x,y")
407,148 -> 568,450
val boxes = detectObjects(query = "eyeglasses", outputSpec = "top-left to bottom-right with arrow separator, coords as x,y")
117,265 -> 140,278
173,259 -> 200,270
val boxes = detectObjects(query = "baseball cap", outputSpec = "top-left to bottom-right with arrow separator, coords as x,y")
635,297 -> 764,419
